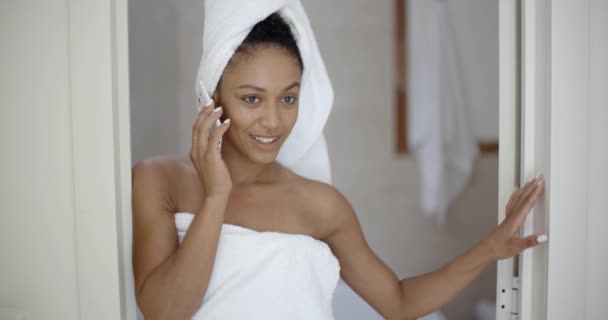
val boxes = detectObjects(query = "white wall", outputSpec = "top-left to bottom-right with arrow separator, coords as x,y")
129,0 -> 206,163
0,2 -> 80,318
586,0 -> 608,318
129,0 -> 187,162
128,1 -> 499,319
445,0 -> 499,141
1,0 -> 129,319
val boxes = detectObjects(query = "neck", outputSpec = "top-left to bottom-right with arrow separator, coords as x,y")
220,138 -> 279,185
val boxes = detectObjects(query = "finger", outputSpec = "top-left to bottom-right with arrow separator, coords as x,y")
505,188 -> 523,234
516,177 -> 536,202
193,100 -> 215,133
513,175 -> 541,209
198,107 -> 224,156
505,187 -> 526,233
197,99 -> 214,113
506,187 -> 521,215
517,233 -> 548,251
510,180 -> 545,231
517,178 -> 545,218
192,101 -> 215,155
504,182 -> 534,231
207,118 -> 231,158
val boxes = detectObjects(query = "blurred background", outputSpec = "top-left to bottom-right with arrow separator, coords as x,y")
129,0 -> 499,319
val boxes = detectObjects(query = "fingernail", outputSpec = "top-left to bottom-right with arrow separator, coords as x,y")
213,106 -> 223,113
536,177 -> 544,185
528,174 -> 542,183
206,99 -> 215,107
223,118 -> 231,125
197,105 -> 202,113
537,234 -> 548,243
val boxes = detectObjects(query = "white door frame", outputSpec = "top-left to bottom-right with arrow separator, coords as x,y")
496,0 -> 520,316
497,1 -> 607,319
69,0 -> 136,318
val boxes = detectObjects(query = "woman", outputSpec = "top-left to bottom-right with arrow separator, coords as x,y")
132,10 -> 546,320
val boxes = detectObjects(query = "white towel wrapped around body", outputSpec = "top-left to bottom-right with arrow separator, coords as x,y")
195,0 -> 334,183
174,213 -> 341,319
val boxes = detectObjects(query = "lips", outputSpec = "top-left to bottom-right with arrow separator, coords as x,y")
251,135 -> 278,144
250,134 -> 280,149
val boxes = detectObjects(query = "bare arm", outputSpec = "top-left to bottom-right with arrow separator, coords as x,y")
324,176 -> 546,319
132,161 -> 228,320
395,240 -> 493,319
135,101 -> 232,319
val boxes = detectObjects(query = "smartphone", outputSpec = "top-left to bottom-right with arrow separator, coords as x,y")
196,104 -> 222,152
198,80 -> 222,151
211,117 -> 223,151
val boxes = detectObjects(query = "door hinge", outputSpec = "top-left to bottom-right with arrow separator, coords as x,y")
511,277 -> 520,319
499,276 -> 520,319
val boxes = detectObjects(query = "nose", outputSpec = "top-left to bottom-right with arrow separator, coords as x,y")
259,102 -> 280,131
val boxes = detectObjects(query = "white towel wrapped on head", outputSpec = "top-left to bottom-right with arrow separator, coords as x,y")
195,0 -> 334,183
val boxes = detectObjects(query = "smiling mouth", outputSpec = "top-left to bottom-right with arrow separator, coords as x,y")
250,135 -> 279,145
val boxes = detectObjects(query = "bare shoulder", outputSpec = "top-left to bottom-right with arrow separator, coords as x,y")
132,153 -> 191,179
131,154 -> 194,213
132,154 -> 192,189
289,176 -> 357,241
131,154 -> 194,294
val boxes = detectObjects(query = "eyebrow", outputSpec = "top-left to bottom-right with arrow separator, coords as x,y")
237,82 -> 300,92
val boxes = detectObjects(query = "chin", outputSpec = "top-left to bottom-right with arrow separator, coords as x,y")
250,154 -> 278,165
247,146 -> 281,164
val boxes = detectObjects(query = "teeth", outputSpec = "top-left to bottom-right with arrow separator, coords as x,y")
253,135 -> 278,144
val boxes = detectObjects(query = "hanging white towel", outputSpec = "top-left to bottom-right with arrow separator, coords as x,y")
408,0 -> 479,224
195,0 -> 334,184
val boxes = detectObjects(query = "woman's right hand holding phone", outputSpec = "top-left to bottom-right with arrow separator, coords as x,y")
190,100 -> 232,200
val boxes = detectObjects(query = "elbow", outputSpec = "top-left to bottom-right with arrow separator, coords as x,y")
137,290 -> 193,320
395,286 -> 419,320
136,276 -> 206,320
401,313 -> 418,320
393,307 -> 417,320
392,307 -> 422,320
396,305 -> 435,320
385,309 -> 416,320
139,304 -> 193,320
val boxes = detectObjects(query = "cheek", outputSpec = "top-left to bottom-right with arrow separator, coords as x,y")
285,106 -> 298,128
222,103 -> 257,128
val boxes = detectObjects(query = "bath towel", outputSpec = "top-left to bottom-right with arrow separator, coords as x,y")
408,0 -> 479,224
174,213 -> 341,319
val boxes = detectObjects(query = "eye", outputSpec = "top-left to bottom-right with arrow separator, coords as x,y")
243,95 -> 260,104
282,96 -> 298,104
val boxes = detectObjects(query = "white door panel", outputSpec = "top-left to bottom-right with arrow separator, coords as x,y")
497,1 -> 608,319
0,2 -> 80,319
1,0 -> 134,319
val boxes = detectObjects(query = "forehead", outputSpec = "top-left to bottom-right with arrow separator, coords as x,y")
221,46 -> 302,88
